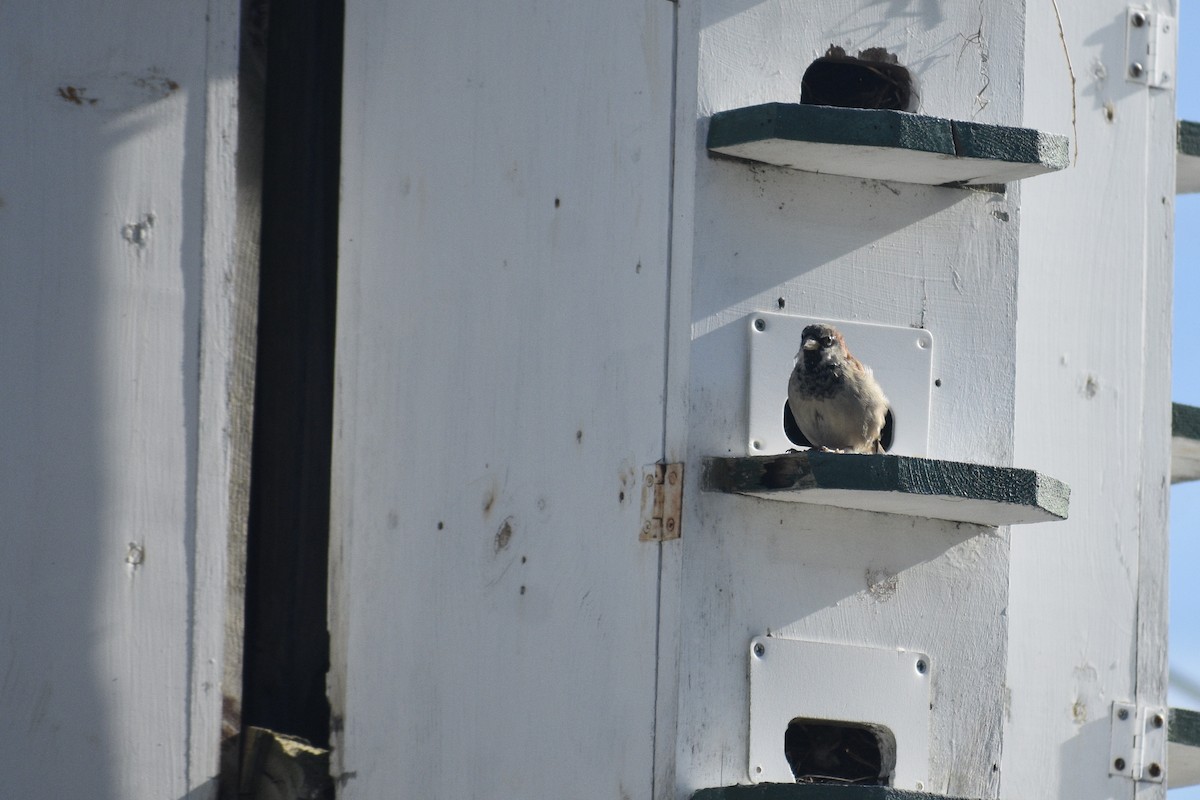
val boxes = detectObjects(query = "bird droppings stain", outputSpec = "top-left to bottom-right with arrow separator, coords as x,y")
934,378 -> 942,387
125,542 -> 145,568
636,261 -> 642,274
494,518 -> 514,553
1104,101 -> 1116,123
521,556 -> 527,564
991,208 -> 1010,222
132,73 -> 180,98
554,197 -> 561,208
536,497 -> 546,512
1071,699 -> 1088,724
619,490 -> 626,503
777,297 -> 786,309
1082,374 -> 1099,399
436,521 -> 444,530
483,487 -> 496,517
519,585 -> 526,595
57,86 -> 97,105
122,213 -> 156,248
576,429 -> 583,444
386,511 -> 398,529
865,567 -> 898,601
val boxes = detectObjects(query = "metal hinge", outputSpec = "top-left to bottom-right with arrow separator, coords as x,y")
1125,7 -> 1176,89
640,462 -> 683,542
1109,701 -> 1167,782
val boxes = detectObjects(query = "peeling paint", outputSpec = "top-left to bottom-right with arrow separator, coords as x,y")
493,517 -> 513,553
121,213 -> 156,248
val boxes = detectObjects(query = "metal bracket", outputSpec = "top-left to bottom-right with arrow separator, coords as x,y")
1125,7 -> 1176,89
640,463 -> 683,541
1109,702 -> 1168,782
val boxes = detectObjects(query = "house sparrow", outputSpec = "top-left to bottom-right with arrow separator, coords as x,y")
787,323 -> 889,454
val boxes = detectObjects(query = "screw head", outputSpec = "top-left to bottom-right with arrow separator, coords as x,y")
1114,757 -> 1127,772
916,658 -> 928,675
1148,762 -> 1163,778
754,318 -> 766,332
1131,11 -> 1146,27
1118,708 -> 1130,720
1154,713 -> 1165,728
1130,62 -> 1145,78
753,642 -> 766,657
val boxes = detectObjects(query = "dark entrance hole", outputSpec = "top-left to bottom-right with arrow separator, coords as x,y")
784,718 -> 896,785
800,46 -> 914,111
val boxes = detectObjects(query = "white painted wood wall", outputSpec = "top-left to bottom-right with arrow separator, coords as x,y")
0,0 -> 1172,798
0,1 -> 242,798
334,2 -> 1174,799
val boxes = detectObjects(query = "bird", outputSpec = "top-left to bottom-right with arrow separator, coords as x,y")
787,323 -> 889,454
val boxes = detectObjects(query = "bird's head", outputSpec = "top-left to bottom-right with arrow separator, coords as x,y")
799,323 -> 846,368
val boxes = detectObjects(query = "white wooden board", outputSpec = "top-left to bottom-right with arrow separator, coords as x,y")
331,2 -> 678,798
679,2 -> 1026,797
0,1 -> 241,798
1007,2 -> 1175,800
712,140 -> 1063,186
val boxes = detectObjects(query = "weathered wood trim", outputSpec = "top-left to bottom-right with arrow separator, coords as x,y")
706,103 -> 1068,186
702,453 -> 1069,526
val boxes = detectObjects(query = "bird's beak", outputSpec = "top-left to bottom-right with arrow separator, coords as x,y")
802,338 -> 819,351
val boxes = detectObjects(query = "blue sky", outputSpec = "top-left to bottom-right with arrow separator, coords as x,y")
1171,4 -> 1199,795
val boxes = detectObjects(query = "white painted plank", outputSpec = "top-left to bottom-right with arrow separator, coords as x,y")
331,2 -> 676,798
678,2 -> 1029,798
0,1 -> 240,798
1179,153 -> 1200,194
1172,403 -> 1200,482
1008,3 -> 1175,800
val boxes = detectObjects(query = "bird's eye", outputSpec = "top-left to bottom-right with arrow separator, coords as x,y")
820,335 -> 833,347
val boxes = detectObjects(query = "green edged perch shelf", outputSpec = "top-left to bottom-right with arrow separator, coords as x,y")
703,452 -> 1069,526
707,103 -> 1069,187
1170,707 -> 1200,788
692,785 -> 977,800
1173,403 -> 1200,483
1179,121 -> 1200,194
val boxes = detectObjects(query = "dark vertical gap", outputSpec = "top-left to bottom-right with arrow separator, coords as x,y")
241,0 -> 343,754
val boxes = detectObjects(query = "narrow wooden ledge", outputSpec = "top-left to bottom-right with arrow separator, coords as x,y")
703,452 -> 1069,526
1169,707 -> 1200,788
1178,121 -> 1200,194
707,103 -> 1069,187
693,785 -> 977,800
1173,403 -> 1200,483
